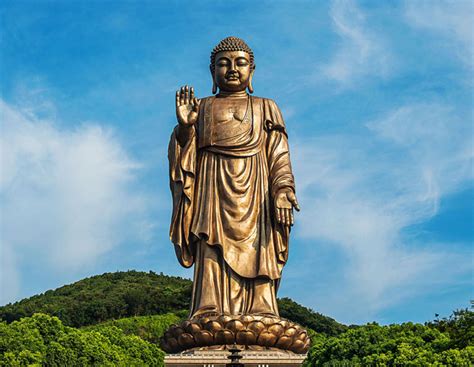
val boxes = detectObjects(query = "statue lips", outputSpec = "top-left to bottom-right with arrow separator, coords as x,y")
225,79 -> 240,85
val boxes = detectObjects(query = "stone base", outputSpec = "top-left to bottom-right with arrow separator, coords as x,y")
165,349 -> 307,367
161,314 -> 310,354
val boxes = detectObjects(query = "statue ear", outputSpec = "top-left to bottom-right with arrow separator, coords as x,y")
212,79 -> 217,94
248,67 -> 255,94
210,65 -> 217,94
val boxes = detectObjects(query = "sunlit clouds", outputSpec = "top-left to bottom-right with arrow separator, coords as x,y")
0,99 -> 152,304
320,0 -> 393,87
291,103 -> 472,321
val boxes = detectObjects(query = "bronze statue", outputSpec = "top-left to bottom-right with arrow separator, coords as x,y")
163,37 -> 309,355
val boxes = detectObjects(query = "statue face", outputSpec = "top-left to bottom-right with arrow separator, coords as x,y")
213,50 -> 253,92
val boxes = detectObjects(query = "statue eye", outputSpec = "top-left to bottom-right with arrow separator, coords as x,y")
237,59 -> 249,66
217,60 -> 229,67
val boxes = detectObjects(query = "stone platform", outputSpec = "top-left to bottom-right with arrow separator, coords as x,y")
165,349 -> 307,367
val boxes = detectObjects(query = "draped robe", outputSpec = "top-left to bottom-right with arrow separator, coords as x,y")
168,96 -> 296,318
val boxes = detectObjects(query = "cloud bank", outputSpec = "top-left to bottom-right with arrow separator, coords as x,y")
292,102 -> 472,322
0,99 -> 150,304
321,0 -> 392,86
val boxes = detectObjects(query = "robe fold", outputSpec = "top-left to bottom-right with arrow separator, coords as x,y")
168,96 -> 295,316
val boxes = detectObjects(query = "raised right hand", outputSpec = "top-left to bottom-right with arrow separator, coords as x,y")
176,85 -> 200,127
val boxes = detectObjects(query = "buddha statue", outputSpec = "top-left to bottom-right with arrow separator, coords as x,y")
163,36 -> 309,355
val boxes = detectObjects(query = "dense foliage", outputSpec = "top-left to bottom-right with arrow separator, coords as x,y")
0,271 -> 346,335
2,271 -> 471,366
0,313 -> 165,366
304,310 -> 474,367
427,308 -> 474,349
0,271 -> 191,327
279,297 -> 347,336
85,313 -> 181,344
4,311 -> 471,366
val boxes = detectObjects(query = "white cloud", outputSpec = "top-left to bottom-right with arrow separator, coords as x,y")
321,0 -> 392,86
292,103 -> 472,322
404,0 -> 474,68
0,99 -> 151,304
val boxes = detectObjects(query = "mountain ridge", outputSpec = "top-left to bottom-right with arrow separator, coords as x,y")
0,270 -> 347,336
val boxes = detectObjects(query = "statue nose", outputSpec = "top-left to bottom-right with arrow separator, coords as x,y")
226,70 -> 239,78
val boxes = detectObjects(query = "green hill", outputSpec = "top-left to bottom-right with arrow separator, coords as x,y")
0,271 -> 472,366
0,271 -> 191,328
0,270 -> 347,336
279,297 -> 347,336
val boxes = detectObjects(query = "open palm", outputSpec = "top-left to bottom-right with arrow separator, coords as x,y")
176,85 -> 200,126
274,188 -> 300,228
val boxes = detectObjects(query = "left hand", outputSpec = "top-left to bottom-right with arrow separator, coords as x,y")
274,188 -> 300,228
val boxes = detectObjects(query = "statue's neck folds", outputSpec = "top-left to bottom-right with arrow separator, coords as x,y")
217,90 -> 248,98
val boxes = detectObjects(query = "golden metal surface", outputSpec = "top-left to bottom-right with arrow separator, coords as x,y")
166,37 -> 305,353
161,314 -> 310,354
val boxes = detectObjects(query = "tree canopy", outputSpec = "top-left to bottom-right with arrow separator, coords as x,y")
1,271 -> 472,366
0,313 -> 165,366
0,271 -> 191,327
279,297 -> 348,336
304,310 -> 474,366
0,271 -> 346,335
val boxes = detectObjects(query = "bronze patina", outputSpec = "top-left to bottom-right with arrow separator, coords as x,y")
162,37 -> 309,354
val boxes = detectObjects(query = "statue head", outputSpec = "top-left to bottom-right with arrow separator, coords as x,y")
210,36 -> 255,94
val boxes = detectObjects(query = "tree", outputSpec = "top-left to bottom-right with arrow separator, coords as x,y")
0,314 -> 165,367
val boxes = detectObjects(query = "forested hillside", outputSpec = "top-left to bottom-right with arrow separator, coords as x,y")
279,297 -> 347,336
304,309 -> 474,366
0,271 -> 346,335
1,271 -> 472,366
0,271 -> 191,327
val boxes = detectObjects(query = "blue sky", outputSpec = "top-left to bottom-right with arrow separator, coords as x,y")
0,0 -> 472,325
